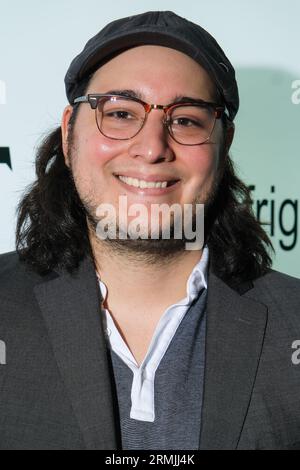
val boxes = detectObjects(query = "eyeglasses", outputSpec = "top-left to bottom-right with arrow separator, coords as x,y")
73,93 -> 225,146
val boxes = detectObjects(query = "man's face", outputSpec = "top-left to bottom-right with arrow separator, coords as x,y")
62,45 -> 227,254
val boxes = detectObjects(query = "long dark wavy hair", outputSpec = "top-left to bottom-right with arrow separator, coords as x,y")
16,74 -> 274,285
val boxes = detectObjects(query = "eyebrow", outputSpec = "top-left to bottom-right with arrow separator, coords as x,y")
103,89 -> 213,104
104,89 -> 144,100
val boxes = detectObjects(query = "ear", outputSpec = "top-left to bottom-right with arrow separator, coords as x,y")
61,105 -> 74,168
225,121 -> 235,153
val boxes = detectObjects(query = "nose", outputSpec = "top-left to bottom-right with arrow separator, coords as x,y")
127,111 -> 175,163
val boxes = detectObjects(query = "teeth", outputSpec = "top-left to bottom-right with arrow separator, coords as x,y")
118,175 -> 169,189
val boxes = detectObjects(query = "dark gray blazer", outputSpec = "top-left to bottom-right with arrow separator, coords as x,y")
0,250 -> 300,450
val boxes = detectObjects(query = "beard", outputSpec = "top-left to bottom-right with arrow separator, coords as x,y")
73,178 -> 220,264
68,145 -> 222,264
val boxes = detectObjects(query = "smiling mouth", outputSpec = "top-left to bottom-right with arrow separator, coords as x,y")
115,175 -> 180,189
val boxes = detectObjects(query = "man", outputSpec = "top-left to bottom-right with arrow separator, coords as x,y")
0,10 -> 300,450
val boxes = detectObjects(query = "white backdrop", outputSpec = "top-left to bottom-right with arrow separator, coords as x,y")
0,0 -> 299,277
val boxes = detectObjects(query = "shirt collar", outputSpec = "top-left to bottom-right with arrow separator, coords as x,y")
187,245 -> 209,291
96,246 -> 209,305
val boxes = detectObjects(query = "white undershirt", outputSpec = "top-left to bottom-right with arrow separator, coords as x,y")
97,246 -> 209,422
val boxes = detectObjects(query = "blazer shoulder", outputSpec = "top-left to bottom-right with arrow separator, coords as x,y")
0,250 -> 30,278
0,251 -> 23,283
253,269 -> 300,292
0,250 -> 20,271
0,251 -> 48,304
246,268 -> 300,317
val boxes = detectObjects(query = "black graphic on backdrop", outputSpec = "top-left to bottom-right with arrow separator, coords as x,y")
249,185 -> 298,251
0,147 -> 12,169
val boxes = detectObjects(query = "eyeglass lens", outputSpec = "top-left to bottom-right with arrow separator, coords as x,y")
95,97 -> 217,144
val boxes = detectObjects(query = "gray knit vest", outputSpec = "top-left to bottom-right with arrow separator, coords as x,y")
107,287 -> 207,450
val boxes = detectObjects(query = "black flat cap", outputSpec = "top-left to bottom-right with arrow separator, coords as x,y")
65,10 -> 239,121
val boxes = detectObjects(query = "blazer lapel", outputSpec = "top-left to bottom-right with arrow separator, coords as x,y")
200,272 -> 268,450
34,256 -> 119,450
